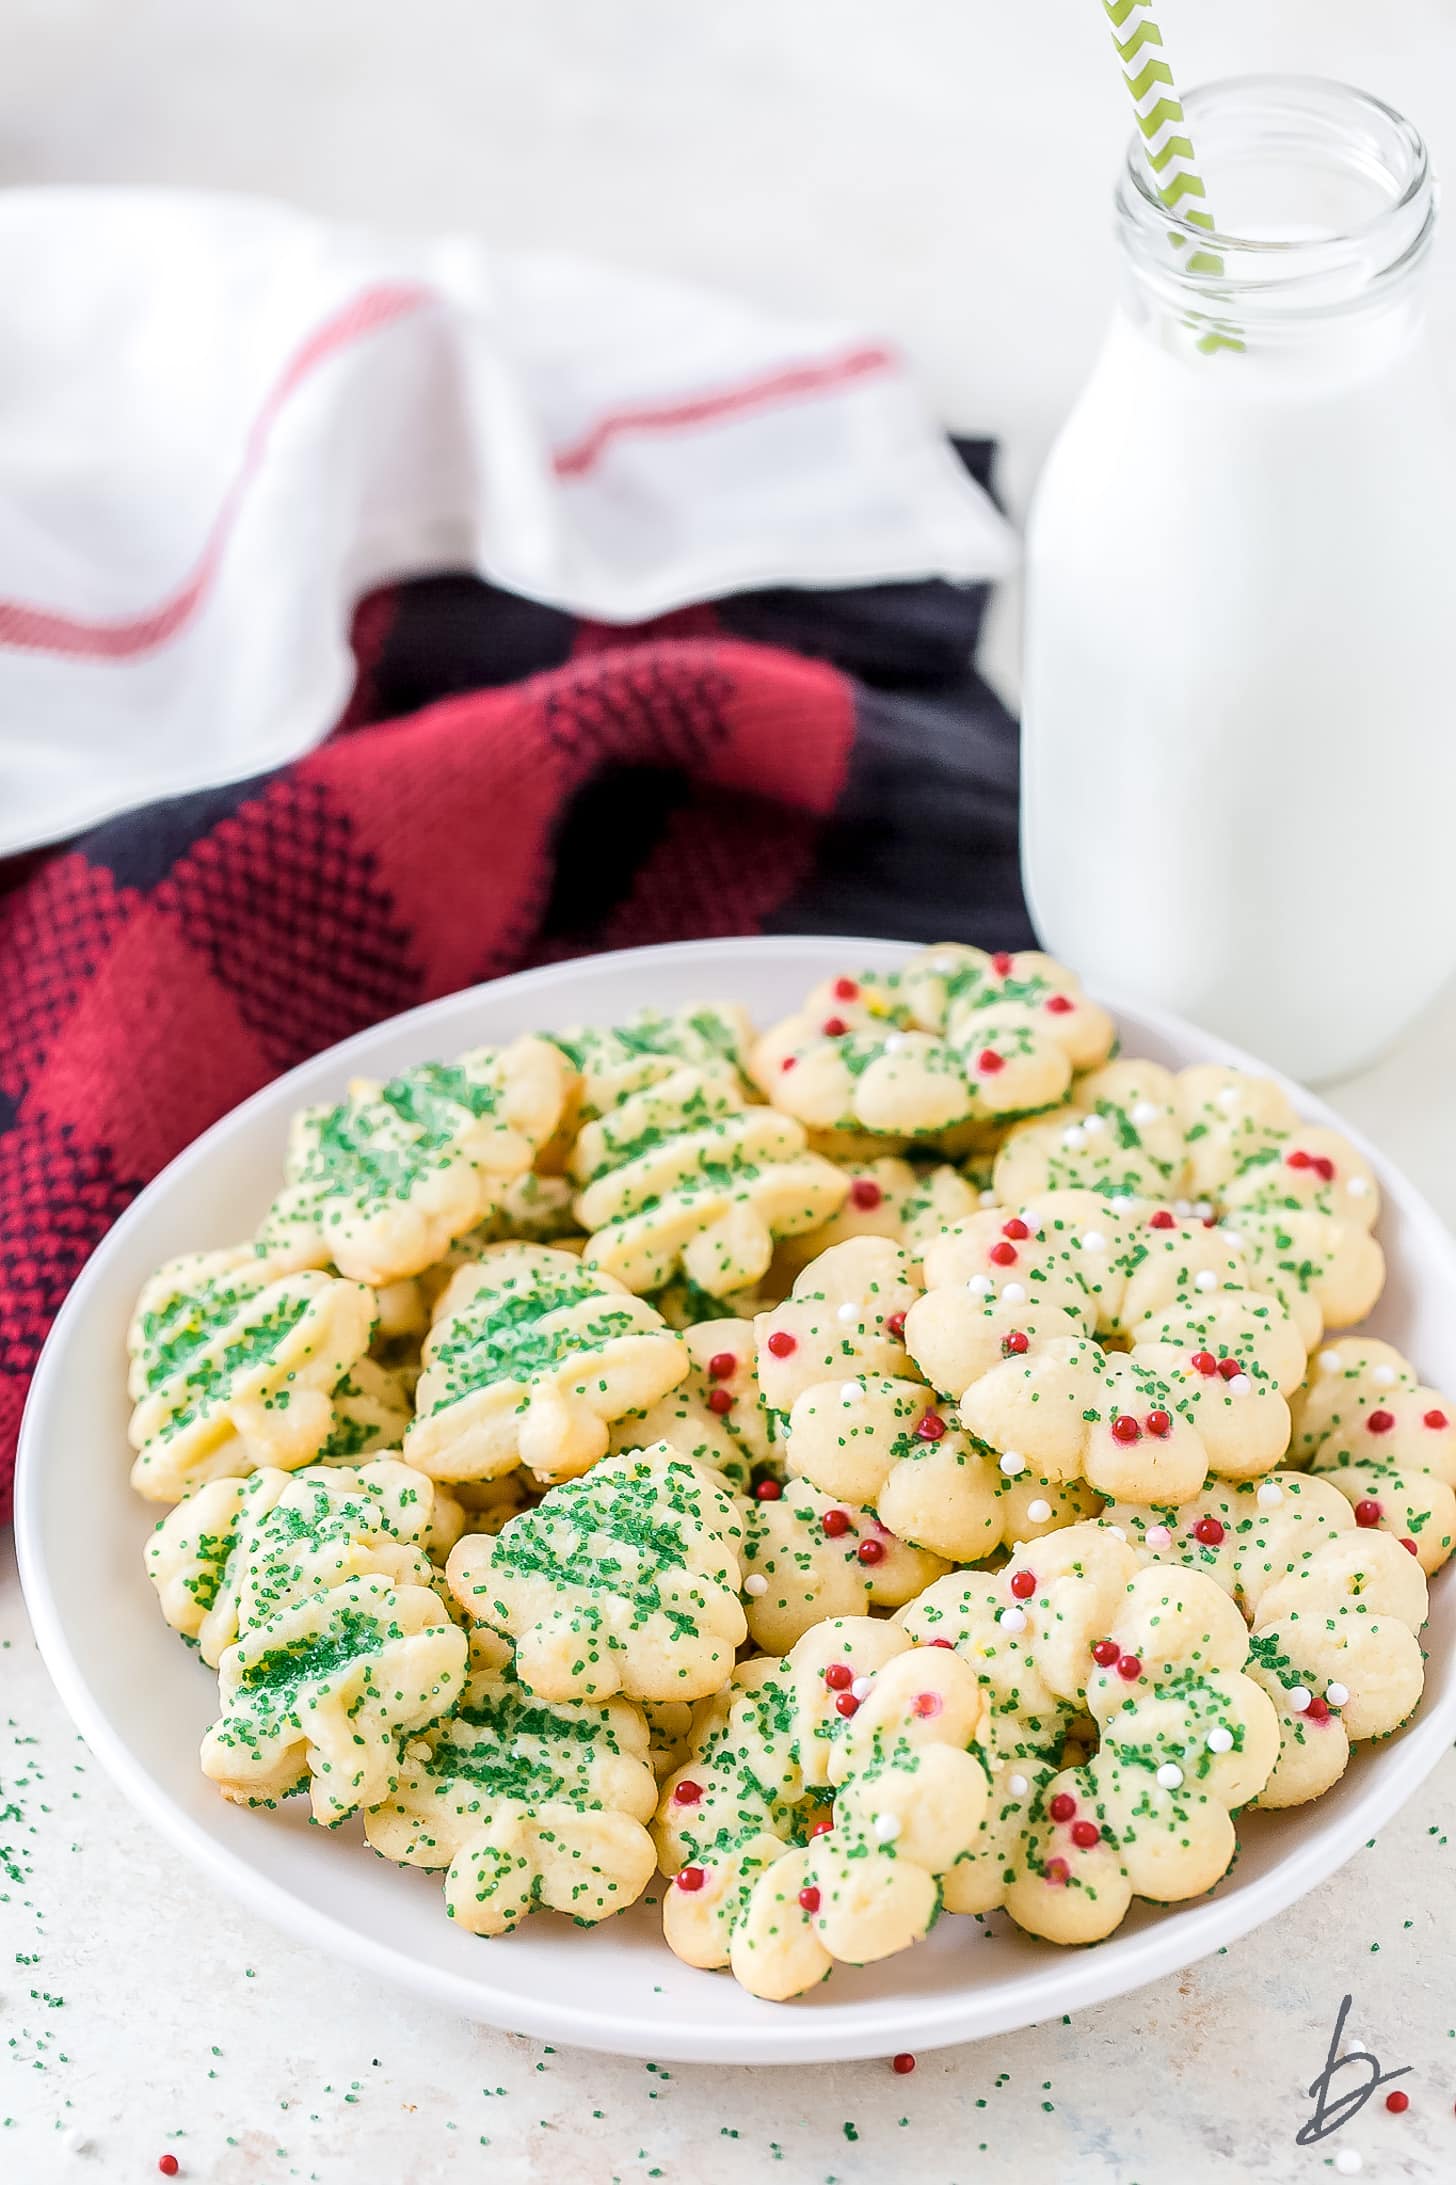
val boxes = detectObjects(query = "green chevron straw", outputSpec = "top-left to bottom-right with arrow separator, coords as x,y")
1102,0 -> 1243,352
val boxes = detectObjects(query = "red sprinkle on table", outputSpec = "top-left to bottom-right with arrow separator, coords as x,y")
822,1015 -> 848,1038
1003,1329 -> 1030,1356
1191,1351 -> 1217,1376
1150,1210 -> 1176,1229
1110,1415 -> 1141,1445
892,2052 -> 917,2075
1217,1356 -> 1243,1381
1009,1570 -> 1036,1600
1091,1639 -> 1120,1667
821,1509 -> 851,1537
1354,1498 -> 1383,1526
1146,1410 -> 1172,1439
1117,1655 -> 1143,1682
1044,1856 -> 1070,1886
673,1780 -> 703,1805
1366,1409 -> 1396,1434
1193,1517 -> 1225,1547
850,1177 -> 883,1209
1049,1792 -> 1076,1822
1003,1217 -> 1031,1240
916,1412 -> 947,1442
708,1351 -> 737,1380
857,1539 -> 886,1565
158,2163 -> 180,2180
978,1049 -> 1005,1074
766,1330 -> 797,1358
754,1478 -> 782,1501
834,977 -> 860,1000
676,1866 -> 705,1892
1045,994 -> 1074,1014
1071,1820 -> 1101,1849
707,1388 -> 734,1415
824,1662 -> 854,1690
912,1691 -> 944,1718
1385,2089 -> 1410,2113
799,1886 -> 822,1913
1425,1409 -> 1450,1429
835,1692 -> 861,1718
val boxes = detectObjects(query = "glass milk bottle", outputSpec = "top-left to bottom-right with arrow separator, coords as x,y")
1022,77 -> 1456,1082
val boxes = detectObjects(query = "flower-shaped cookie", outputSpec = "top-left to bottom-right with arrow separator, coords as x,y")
446,1442 -> 747,1703
571,1063 -> 847,1298
750,948 -> 1113,1143
771,1156 -> 981,1284
611,1317 -> 772,1492
146,1457 -> 443,1667
740,1476 -> 949,1651
403,1244 -> 689,1486
258,1037 -> 575,1287
128,1247 -> 376,1502
658,1618 -> 989,2000
363,1631 -> 657,1935
317,1358 -> 416,1462
1290,1337 -> 1456,1574
200,1572 -> 467,1824
550,1002 -> 756,1130
1103,1471 -> 1428,1805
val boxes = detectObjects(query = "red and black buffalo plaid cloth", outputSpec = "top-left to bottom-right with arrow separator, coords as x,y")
0,443 -> 1030,1520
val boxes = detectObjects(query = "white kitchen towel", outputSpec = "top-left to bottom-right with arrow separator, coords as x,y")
0,188 -> 1014,857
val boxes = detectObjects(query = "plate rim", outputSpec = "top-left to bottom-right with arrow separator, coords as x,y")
16,932 -> 1456,2063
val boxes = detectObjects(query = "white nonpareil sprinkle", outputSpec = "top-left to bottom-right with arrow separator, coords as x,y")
968,1273 -> 994,1295
1194,1269 -> 1218,1292
1288,1685 -> 1313,1715
61,2130 -> 90,2155
1334,2152 -> 1362,2177
1173,1198 -> 1192,1217
1348,1175 -> 1371,1197
851,1675 -> 874,1702
1021,1211 -> 1043,1234
1223,1229 -> 1243,1250
1008,1773 -> 1029,1796
1110,1193 -> 1134,1209
999,1450 -> 1027,1478
1372,1364 -> 1396,1386
1326,1681 -> 1350,1707
1081,1230 -> 1108,1253
873,1811 -> 901,1842
1001,1281 -> 1027,1304
744,1573 -> 768,1597
999,1606 -> 1028,1633
1155,1762 -> 1184,1790
1217,1085 -> 1241,1109
836,1300 -> 860,1323
1257,1482 -> 1285,1509
1061,1127 -> 1086,1152
1146,1525 -> 1172,1549
1227,1373 -> 1252,1396
1027,1498 -> 1053,1523
1131,1100 -> 1160,1125
1205,1726 -> 1235,1754
1106,1524 -> 1127,1541
882,1032 -> 906,1054
1193,1200 -> 1213,1220
1319,1349 -> 1344,1373
1081,1113 -> 1108,1137
840,1381 -> 865,1406
980,1189 -> 998,1207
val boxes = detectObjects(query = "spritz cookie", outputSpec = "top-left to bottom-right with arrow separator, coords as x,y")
1290,1337 -> 1456,1573
446,1442 -> 747,1704
363,1630 -> 657,1935
257,1037 -> 575,1287
770,1156 -> 981,1284
403,1244 -> 688,1486
128,1247 -> 376,1501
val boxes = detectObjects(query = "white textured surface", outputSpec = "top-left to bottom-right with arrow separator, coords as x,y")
5,2 -> 1456,2175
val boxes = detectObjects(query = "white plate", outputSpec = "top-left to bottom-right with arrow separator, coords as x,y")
16,935 -> 1456,2064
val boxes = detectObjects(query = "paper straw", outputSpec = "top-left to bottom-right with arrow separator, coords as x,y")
1101,1 -> 1242,351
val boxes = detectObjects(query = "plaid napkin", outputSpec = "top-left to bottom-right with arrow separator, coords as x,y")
0,458 -> 1028,1519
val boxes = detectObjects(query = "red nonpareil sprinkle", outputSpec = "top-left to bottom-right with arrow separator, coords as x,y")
1044,1856 -> 1070,1886
672,1780 -> 703,1805
915,1411 -> 947,1442
912,1690 -> 944,1718
1385,2088 -> 1410,2113
1354,1498 -> 1383,1526
158,2164 -> 180,2180
1191,1350 -> 1218,1377
1146,1409 -> 1173,1439
707,1350 -> 737,1380
1424,1409 -> 1450,1429
1402,1537 -> 1420,1556
1071,1819 -> 1101,1849
989,1240 -> 1018,1266
835,1691 -> 861,1718
887,1309 -> 907,1337
1002,1217 -> 1031,1241
821,1508 -> 851,1537
892,2052 -> 917,2075
676,1865 -> 705,1892
1091,1639 -> 1121,1667
809,1814 -> 835,1836
850,1177 -> 883,1210
1366,1409 -> 1396,1434
1202,1213 -> 1219,1228
1193,1516 -> 1225,1547
780,1055 -> 798,1072
1045,994 -> 1074,1015
1305,1695 -> 1331,1723
926,1637 -> 955,1649
707,1387 -> 734,1415
1003,1329 -> 1030,1356
833,977 -> 860,1001
1009,1569 -> 1036,1600
824,1662 -> 854,1690
1150,1209 -> 1176,1230
766,1330 -> 797,1358
1313,1155 -> 1336,1182
991,952 -> 1014,976
978,1049 -> 1005,1074
1110,1414 -> 1141,1445
1217,1356 -> 1243,1382
1117,1654 -> 1143,1682
1049,1792 -> 1076,1822
754,1478 -> 782,1501
1287,1148 -> 1313,1170
822,1016 -> 849,1038
857,1538 -> 886,1565
798,1885 -> 822,1913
